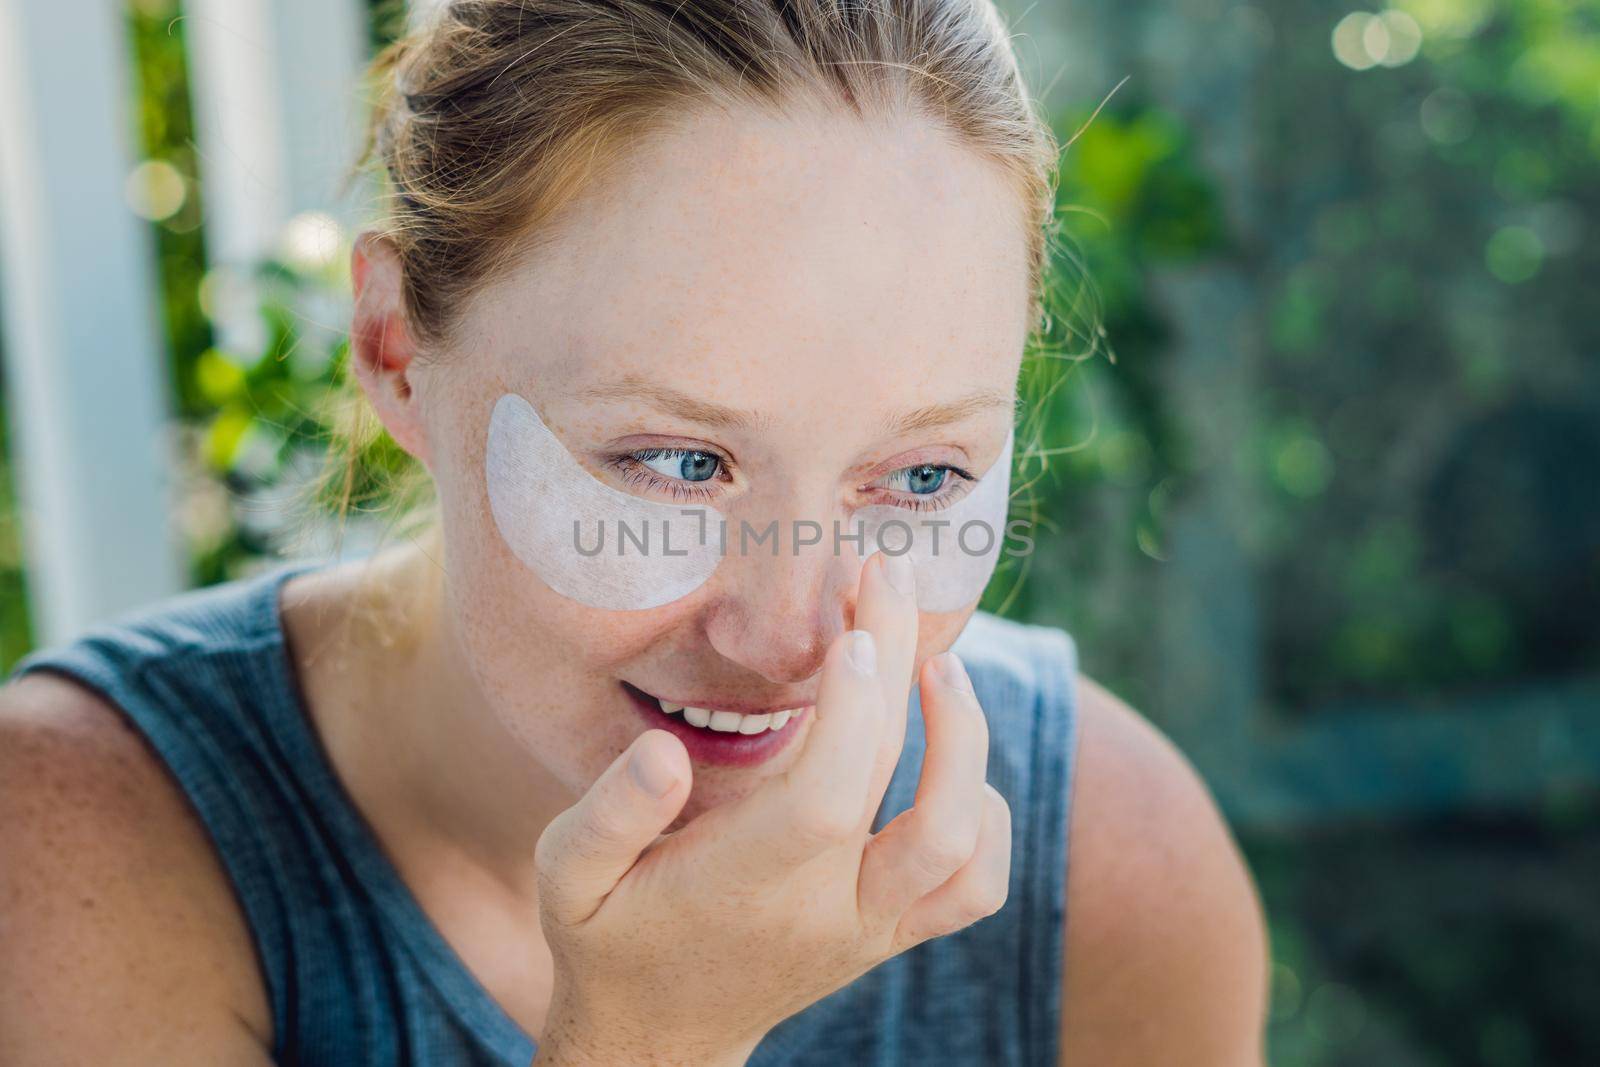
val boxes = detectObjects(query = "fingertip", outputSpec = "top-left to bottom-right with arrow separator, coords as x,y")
932,651 -> 973,694
628,729 -> 689,798
651,726 -> 691,767
877,550 -> 916,600
845,629 -> 878,677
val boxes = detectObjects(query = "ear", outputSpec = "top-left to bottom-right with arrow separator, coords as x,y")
350,230 -> 432,465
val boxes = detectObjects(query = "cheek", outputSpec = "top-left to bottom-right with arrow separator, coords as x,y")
448,529 -> 665,683
912,608 -> 976,668
442,559 -> 670,791
427,414 -> 633,662
438,465 -> 695,701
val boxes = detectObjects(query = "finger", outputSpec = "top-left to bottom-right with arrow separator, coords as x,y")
857,651 -> 991,926
852,551 -> 919,830
534,728 -> 690,927
889,782 -> 1012,953
711,628 -> 884,882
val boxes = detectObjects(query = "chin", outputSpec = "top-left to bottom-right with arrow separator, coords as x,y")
663,768 -> 778,831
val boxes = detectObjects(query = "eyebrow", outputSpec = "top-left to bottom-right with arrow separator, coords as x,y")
574,374 -> 1012,435
886,388 -> 1013,435
575,376 -> 764,430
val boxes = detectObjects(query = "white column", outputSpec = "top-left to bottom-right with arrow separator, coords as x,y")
0,0 -> 184,642
182,0 -> 369,351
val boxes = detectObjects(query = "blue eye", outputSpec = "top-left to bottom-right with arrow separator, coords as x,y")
886,464 -> 950,495
635,448 -> 721,483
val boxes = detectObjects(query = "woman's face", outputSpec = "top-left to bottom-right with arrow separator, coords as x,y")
412,103 -> 1032,821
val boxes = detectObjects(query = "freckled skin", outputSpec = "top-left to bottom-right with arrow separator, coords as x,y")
0,676 -> 275,1062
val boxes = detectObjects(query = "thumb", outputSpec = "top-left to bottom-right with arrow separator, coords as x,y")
535,728 -> 690,926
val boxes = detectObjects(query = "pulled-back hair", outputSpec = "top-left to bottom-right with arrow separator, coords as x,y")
356,0 -> 1060,354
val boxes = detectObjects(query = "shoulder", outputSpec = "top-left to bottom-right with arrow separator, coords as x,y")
0,669 -> 273,1063
1057,674 -> 1269,1066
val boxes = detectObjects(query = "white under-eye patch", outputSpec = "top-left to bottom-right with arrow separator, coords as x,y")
485,393 -> 724,610
484,392 -> 1015,613
854,429 -> 1014,612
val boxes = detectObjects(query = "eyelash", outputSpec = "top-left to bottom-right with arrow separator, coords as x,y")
608,449 -> 976,510
610,449 -> 726,503
878,464 -> 976,511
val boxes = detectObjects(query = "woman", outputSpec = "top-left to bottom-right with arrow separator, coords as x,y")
0,0 -> 1267,1063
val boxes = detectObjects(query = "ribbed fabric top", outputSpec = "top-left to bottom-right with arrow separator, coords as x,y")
8,560 -> 1081,1065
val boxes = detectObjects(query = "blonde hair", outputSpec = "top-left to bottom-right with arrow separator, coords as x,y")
359,0 -> 1058,352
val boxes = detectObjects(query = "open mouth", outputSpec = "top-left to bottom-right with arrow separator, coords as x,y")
620,681 -> 811,768
661,699 -> 802,734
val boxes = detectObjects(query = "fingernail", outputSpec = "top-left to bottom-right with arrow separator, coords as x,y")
881,552 -> 915,598
847,629 -> 878,676
628,739 -> 679,798
937,651 -> 973,693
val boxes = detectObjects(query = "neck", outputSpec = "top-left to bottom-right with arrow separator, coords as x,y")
284,535 -> 577,899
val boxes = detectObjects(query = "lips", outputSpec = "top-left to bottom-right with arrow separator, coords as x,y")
621,681 -> 810,768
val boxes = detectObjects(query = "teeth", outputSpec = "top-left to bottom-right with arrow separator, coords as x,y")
658,697 -> 802,735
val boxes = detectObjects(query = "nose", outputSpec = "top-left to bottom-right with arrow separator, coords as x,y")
702,541 -> 861,685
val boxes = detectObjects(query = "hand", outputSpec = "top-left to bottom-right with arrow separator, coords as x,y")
530,551 -> 1012,1066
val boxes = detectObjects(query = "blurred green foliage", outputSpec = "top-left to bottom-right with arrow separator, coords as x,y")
178,257 -> 424,583
1248,0 -> 1600,714
993,0 -> 1600,725
988,94 -> 1234,710
0,447 -> 29,670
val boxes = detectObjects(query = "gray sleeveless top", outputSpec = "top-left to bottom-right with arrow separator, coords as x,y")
8,560 -> 1080,1065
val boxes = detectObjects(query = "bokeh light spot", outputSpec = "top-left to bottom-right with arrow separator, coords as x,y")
1485,226 -> 1544,283
1273,433 -> 1334,498
1333,9 -> 1423,70
1333,12 -> 1379,69
124,159 -> 187,221
278,211 -> 346,275
1420,88 -> 1475,144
